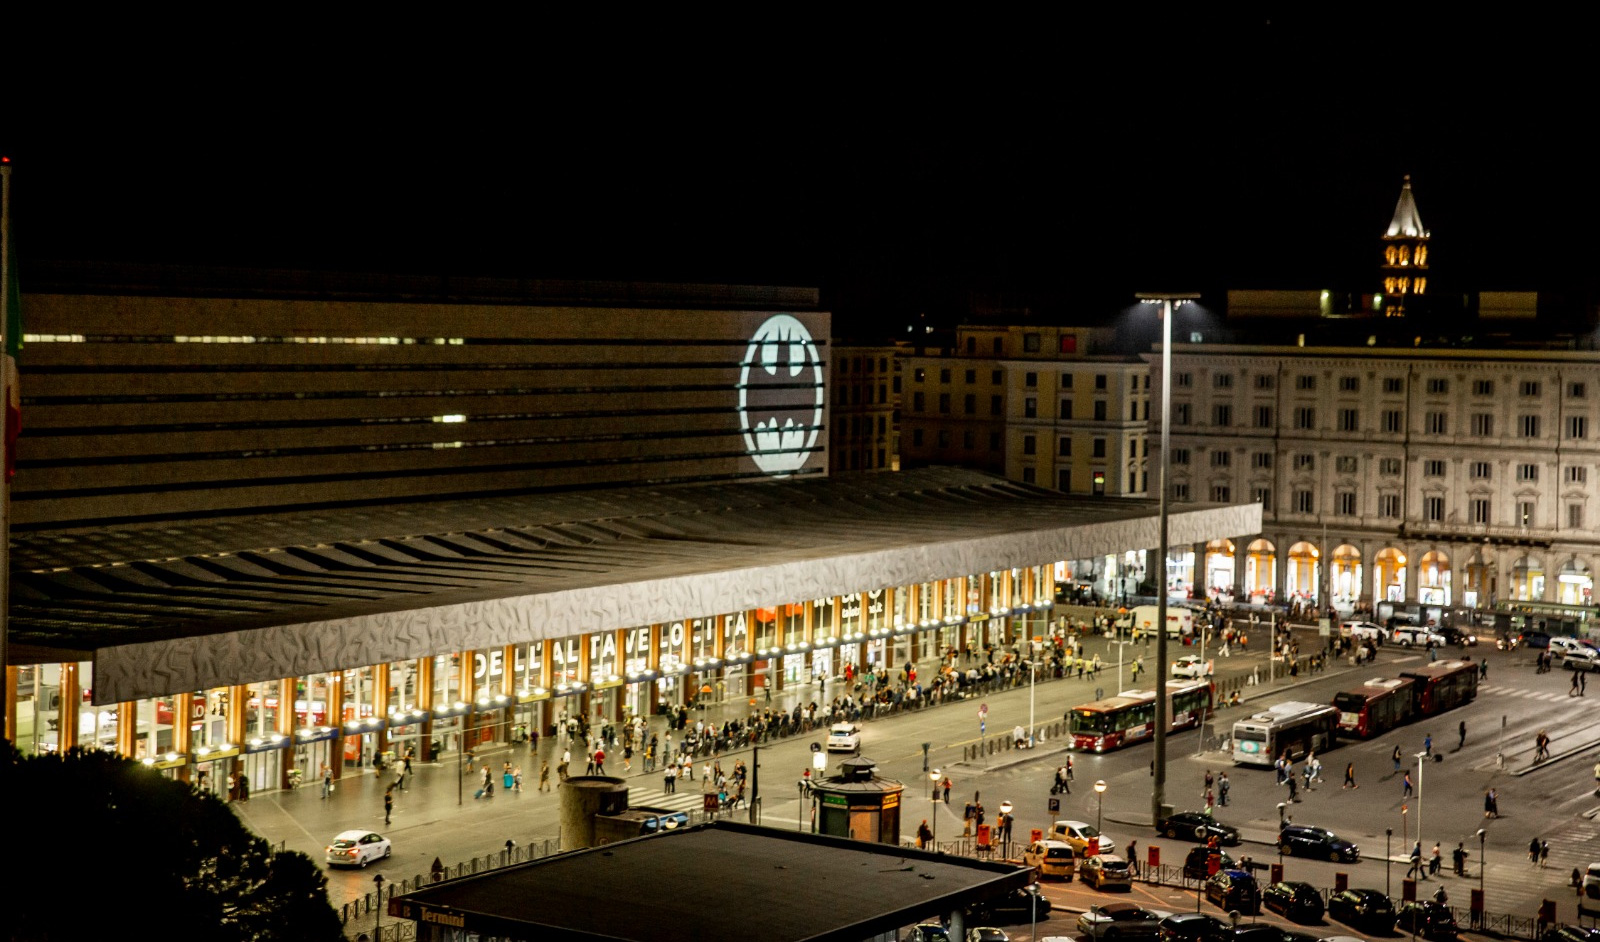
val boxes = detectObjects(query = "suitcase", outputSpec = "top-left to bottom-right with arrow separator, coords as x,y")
474,788 -> 485,799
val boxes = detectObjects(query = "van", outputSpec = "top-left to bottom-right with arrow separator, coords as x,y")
1128,604 -> 1194,639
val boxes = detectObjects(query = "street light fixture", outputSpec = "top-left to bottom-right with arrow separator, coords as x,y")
1094,780 -> 1107,852
1137,291 -> 1201,827
930,768 -> 942,848
1414,751 -> 1429,879
1477,827 -> 1486,926
1000,800 -> 1015,858
1386,827 -> 1394,898
373,873 -> 385,938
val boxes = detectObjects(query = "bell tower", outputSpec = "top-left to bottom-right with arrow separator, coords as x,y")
1379,175 -> 1429,317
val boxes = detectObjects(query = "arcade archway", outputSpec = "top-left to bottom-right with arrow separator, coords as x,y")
1462,548 -> 1494,609
1244,539 -> 1276,602
1204,539 -> 1236,599
1510,554 -> 1545,601
1558,557 -> 1593,605
1286,542 -> 1320,604
1331,544 -> 1363,611
1418,550 -> 1451,606
1374,548 -> 1407,603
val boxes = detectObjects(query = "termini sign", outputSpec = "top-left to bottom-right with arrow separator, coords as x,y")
739,314 -> 824,476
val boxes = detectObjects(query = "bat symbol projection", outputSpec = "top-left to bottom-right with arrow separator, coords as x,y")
738,314 -> 824,476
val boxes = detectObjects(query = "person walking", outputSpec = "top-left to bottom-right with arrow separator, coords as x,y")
943,776 -> 953,803
593,746 -> 607,775
1535,729 -> 1551,762
1218,772 -> 1230,806
1530,837 -> 1542,867
917,819 -> 933,848
1408,842 -> 1425,879
1131,656 -> 1144,683
1572,670 -> 1582,696
1424,732 -> 1433,757
539,760 -> 551,791
1453,842 -> 1468,875
1402,771 -> 1414,799
1541,839 -> 1551,868
384,784 -> 394,825
1486,788 -> 1500,819
1343,761 -> 1358,789
663,762 -> 676,794
1458,720 -> 1467,750
1204,769 -> 1215,795
1392,745 -> 1402,773
1286,774 -> 1299,803
321,764 -> 333,799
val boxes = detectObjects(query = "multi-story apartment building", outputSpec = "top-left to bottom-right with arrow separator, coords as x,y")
901,325 -> 1151,497
1160,344 -> 1600,616
829,342 -> 902,473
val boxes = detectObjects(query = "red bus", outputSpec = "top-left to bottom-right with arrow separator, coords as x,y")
1333,677 -> 1416,738
1069,680 -> 1213,753
1398,659 -> 1479,716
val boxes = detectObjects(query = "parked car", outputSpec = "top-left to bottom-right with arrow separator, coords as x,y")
967,929 -> 1010,942
967,885 -> 1051,925
1078,902 -> 1166,940
905,925 -> 953,942
1050,819 -> 1115,855
1172,655 -> 1212,679
1023,839 -> 1076,880
1583,861 -> 1600,900
1563,646 -> 1600,672
1393,625 -> 1446,647
1327,889 -> 1396,933
1182,846 -> 1236,881
1205,928 -> 1292,942
1157,811 -> 1240,845
1261,880 -> 1324,923
1341,621 -> 1385,643
325,829 -> 391,868
1396,900 -> 1459,940
825,723 -> 861,752
1083,854 -> 1135,891
1543,928 -> 1600,942
1279,824 -> 1360,862
1516,630 -> 1553,649
1156,912 -> 1227,942
1204,869 -> 1261,915
1549,636 -> 1592,657
1435,625 -> 1478,647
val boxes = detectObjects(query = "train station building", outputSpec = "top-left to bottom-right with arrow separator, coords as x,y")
2,265 -> 1258,796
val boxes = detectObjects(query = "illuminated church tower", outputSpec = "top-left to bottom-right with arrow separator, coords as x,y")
1379,175 -> 1429,317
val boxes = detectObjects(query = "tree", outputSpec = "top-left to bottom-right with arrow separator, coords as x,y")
1,741 -> 342,942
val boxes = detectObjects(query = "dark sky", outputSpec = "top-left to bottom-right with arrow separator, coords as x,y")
6,22 -> 1590,335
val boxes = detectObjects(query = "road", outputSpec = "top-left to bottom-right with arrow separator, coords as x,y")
233,626 -> 1600,939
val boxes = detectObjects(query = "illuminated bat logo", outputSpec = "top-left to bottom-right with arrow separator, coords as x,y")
738,314 -> 824,476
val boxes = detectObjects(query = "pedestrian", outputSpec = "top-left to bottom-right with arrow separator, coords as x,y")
322,764 -> 333,799
663,762 -> 676,794
513,766 -> 523,793
1453,842 -> 1468,875
594,747 -> 607,775
1430,841 -> 1442,875
1127,839 -> 1140,877
1424,733 -> 1432,757
384,785 -> 394,824
1343,761 -> 1358,789
1535,729 -> 1551,762
1204,769 -> 1215,794
943,777 -> 953,803
1392,745 -> 1402,773
1487,788 -> 1500,819
1530,837 -> 1542,867
1218,772 -> 1230,806
1402,771 -> 1414,799
1573,670 -> 1582,696
1458,720 -> 1466,750
1287,775 -> 1299,803
1541,839 -> 1551,868
624,742 -> 633,771
1480,659 -> 1488,679
540,761 -> 551,791
917,819 -> 933,848
1409,842 -> 1425,879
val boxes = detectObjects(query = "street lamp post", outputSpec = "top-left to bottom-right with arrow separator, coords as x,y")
373,873 -> 385,939
1477,827 -> 1486,925
1386,827 -> 1394,898
1414,751 -> 1428,879
930,768 -> 942,849
1137,291 -> 1200,827
1094,780 -> 1107,852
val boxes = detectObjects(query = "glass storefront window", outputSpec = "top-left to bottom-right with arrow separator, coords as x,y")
812,597 -> 836,643
514,642 -> 544,694
752,608 -> 778,651
782,602 -> 806,645
587,634 -> 620,685
864,589 -> 887,632
387,659 -> 420,711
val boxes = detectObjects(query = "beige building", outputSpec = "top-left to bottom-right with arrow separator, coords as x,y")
829,342 -> 902,473
1159,343 -> 1600,617
901,325 -> 1150,497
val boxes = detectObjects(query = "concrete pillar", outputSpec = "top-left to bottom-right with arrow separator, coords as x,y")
558,775 -> 630,851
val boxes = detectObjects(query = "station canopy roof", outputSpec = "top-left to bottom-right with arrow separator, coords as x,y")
389,819 -> 1034,942
8,467 -> 1258,703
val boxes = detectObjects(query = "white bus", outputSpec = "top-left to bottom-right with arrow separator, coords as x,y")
1230,700 -> 1339,767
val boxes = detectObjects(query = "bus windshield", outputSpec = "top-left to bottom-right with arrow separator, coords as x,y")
1071,711 -> 1111,734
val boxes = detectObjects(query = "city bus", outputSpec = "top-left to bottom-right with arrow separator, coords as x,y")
1069,680 -> 1214,753
1398,659 -> 1479,716
1231,700 -> 1339,767
1332,677 -> 1415,738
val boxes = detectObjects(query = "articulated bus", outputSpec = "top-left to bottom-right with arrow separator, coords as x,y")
1069,680 -> 1214,753
1333,678 -> 1416,738
1231,700 -> 1340,767
1398,659 -> 1479,716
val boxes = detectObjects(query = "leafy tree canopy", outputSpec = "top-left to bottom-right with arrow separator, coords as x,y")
1,741 -> 342,942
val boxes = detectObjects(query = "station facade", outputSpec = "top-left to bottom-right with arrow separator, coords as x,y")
3,266 -> 1259,799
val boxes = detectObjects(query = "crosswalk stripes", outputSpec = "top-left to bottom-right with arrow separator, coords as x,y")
1479,683 -> 1580,702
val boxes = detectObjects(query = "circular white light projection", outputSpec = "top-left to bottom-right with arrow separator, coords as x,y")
738,314 -> 824,476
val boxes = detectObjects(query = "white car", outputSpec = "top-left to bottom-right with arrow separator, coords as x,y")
1550,637 -> 1596,657
1049,819 -> 1115,856
1562,646 -> 1600,672
1393,626 -> 1446,647
1076,902 -> 1170,939
825,723 -> 861,752
326,829 -> 391,868
1342,621 -> 1386,643
1171,655 -> 1212,679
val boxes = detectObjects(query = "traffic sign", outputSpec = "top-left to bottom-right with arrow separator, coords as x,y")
1048,797 -> 1060,813
810,742 -> 821,753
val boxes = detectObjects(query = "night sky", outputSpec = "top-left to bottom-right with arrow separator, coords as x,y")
6,24 -> 1590,335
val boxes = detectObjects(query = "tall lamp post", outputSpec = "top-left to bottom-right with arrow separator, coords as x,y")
1414,751 -> 1428,877
1137,291 -> 1200,826
1094,780 -> 1107,852
373,873 -> 385,939
930,768 -> 942,848
1000,800 -> 1015,858
1386,827 -> 1394,897
1477,827 -> 1486,925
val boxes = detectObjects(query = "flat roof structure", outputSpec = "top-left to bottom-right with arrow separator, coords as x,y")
388,819 -> 1035,942
11,467 -> 1257,703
